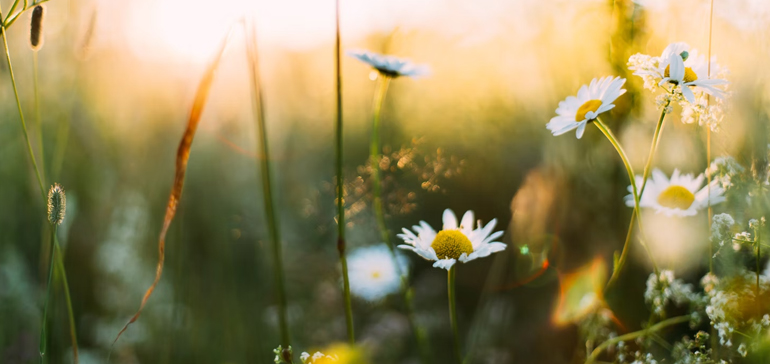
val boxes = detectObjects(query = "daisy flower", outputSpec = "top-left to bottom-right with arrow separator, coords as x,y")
397,209 -> 505,270
629,42 -> 729,103
624,169 -> 725,217
347,49 -> 430,78
347,244 -> 407,302
546,76 -> 627,139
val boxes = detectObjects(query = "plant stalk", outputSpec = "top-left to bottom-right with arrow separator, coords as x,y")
448,266 -> 462,364
2,12 -> 79,363
334,0 -> 355,344
368,74 -> 432,362
39,225 -> 56,363
594,118 -> 658,274
606,106 -> 668,290
244,20 -> 291,351
585,315 -> 689,363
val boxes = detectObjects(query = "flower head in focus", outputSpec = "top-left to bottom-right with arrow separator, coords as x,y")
398,209 -> 506,270
628,42 -> 730,130
348,244 -> 408,302
546,76 -> 627,139
347,49 -> 430,78
625,169 -> 725,217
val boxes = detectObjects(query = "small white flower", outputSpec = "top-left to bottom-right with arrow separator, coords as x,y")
625,169 -> 725,217
738,343 -> 748,357
547,76 -> 627,139
397,209 -> 506,270
630,42 -> 729,104
347,244 -> 407,302
347,49 -> 430,78
300,351 -> 338,364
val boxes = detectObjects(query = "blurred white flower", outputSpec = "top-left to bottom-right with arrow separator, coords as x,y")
300,351 -> 338,364
546,76 -> 626,139
625,169 -> 725,217
347,244 -> 407,302
398,209 -> 505,270
347,49 -> 430,78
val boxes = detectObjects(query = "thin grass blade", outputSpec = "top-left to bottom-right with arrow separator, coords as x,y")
112,27 -> 233,346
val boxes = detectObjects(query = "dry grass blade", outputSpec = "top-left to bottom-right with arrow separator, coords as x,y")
112,27 -> 234,347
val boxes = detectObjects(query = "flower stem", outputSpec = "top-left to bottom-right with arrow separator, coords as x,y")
334,0 -> 355,345
605,106 -> 668,290
54,238 -> 79,363
594,118 -> 658,275
244,20 -> 291,350
584,315 -> 689,364
2,15 -> 79,363
33,51 -> 47,182
39,225 -> 56,363
369,75 -> 432,363
370,75 -> 391,247
448,266 -> 462,364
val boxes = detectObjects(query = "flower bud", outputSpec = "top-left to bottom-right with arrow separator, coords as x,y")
30,5 -> 45,51
47,183 -> 66,225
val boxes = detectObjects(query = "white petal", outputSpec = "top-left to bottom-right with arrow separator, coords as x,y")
443,209 -> 458,230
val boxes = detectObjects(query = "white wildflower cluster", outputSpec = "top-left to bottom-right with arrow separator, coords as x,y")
706,157 -> 745,191
628,53 -> 662,91
644,270 -> 697,316
711,213 -> 735,248
300,351 -> 339,364
273,346 -> 292,364
578,307 -> 616,344
672,331 -> 716,363
679,93 -> 727,131
614,341 -> 659,364
703,270 -> 770,355
628,43 -> 730,131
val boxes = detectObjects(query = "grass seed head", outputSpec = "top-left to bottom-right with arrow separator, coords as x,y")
30,5 -> 45,51
47,183 -> 66,225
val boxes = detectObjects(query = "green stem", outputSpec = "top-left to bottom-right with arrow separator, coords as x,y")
3,0 -> 51,30
54,239 -> 78,363
39,225 -> 56,363
334,0 -> 354,345
244,21 -> 291,350
2,11 -> 78,363
368,75 -> 432,363
448,267 -> 462,364
585,315 -> 689,364
33,51 -> 46,182
605,106 -> 667,290
370,75 -> 391,246
2,15 -> 45,202
594,118 -> 658,274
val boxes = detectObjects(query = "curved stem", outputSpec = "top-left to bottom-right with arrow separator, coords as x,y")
448,267 -> 462,364
369,74 -> 432,362
39,225 -> 56,363
594,118 -> 658,274
605,106 -> 668,290
585,315 -> 689,364
334,0 -> 355,345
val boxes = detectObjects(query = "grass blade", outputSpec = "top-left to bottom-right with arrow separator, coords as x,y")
112,27 -> 233,347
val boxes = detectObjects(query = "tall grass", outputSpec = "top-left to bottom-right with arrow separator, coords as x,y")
112,26 -> 234,348
244,18 -> 293,356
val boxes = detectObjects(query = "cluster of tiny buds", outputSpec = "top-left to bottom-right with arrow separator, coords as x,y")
47,183 -> 66,226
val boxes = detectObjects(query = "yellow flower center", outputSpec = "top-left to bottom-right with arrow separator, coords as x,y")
431,230 -> 474,260
663,65 -> 698,83
657,185 -> 696,210
575,99 -> 603,122
371,271 -> 381,279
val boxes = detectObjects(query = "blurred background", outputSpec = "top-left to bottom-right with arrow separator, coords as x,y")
1,0 -> 770,362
